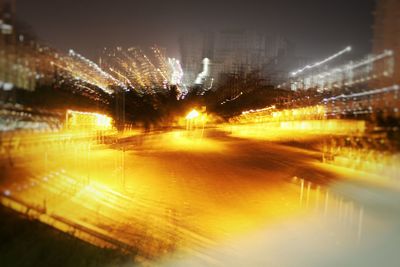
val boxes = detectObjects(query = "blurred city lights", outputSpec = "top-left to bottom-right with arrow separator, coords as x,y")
1,0 -> 400,266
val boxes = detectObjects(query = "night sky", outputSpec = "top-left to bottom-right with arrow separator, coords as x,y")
17,0 -> 376,60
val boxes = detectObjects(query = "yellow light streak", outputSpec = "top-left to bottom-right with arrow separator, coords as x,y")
66,110 -> 113,131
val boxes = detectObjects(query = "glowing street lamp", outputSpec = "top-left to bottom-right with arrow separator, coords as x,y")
185,109 -> 200,131
186,109 -> 200,120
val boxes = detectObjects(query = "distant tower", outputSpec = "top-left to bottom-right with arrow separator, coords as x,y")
0,0 -> 16,25
0,0 -> 17,103
372,0 -> 400,87
0,0 -> 16,42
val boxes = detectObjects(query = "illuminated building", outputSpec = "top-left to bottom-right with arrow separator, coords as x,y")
0,0 -> 59,98
287,49 -> 394,92
179,32 -> 208,86
0,0 -> 16,96
65,110 -> 113,131
315,0 -> 400,119
323,85 -> 400,119
0,0 -> 16,41
372,0 -> 400,88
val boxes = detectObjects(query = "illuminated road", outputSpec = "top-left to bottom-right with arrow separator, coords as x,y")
1,129 -> 400,266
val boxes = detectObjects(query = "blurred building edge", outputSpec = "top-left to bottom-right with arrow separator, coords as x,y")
0,0 -> 15,38
0,0 -> 16,103
0,0 -> 52,103
179,30 -> 304,92
0,0 -> 65,111
372,0 -> 400,88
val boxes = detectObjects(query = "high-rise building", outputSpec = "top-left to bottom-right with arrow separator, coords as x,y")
0,0 -> 16,42
179,32 -> 211,86
372,0 -> 400,87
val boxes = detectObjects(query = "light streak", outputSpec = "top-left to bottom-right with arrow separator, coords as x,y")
207,78 -> 214,90
100,47 -> 181,93
323,85 -> 399,102
290,50 -> 394,91
241,105 -> 276,115
221,92 -> 243,105
317,50 -> 393,80
291,46 -> 351,77
68,49 -> 127,92
109,67 -> 134,89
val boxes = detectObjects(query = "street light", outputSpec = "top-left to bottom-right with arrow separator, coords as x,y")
186,109 -> 199,120
185,109 -> 199,131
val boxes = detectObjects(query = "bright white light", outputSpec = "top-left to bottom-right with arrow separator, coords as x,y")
186,109 -> 200,120
2,82 -> 13,91
195,58 -> 210,84
168,58 -> 184,85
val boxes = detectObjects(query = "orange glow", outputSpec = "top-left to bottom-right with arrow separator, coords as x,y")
225,105 -> 365,141
66,110 -> 113,131
234,105 -> 327,124
0,129 -> 312,260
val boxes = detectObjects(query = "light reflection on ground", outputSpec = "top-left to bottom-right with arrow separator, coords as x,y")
1,128 -> 399,266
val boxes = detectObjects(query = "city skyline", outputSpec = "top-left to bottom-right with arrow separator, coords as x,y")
16,0 -> 375,60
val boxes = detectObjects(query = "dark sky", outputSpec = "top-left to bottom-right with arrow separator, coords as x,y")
16,0 -> 376,60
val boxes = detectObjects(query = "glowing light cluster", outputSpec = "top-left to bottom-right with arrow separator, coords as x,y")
323,85 -> 400,117
0,103 -> 62,132
234,105 -> 326,124
100,46 -> 185,94
321,135 -> 400,179
0,41 -> 52,92
66,110 -> 113,131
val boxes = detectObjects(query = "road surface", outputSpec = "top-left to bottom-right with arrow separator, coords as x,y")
1,129 -> 399,266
